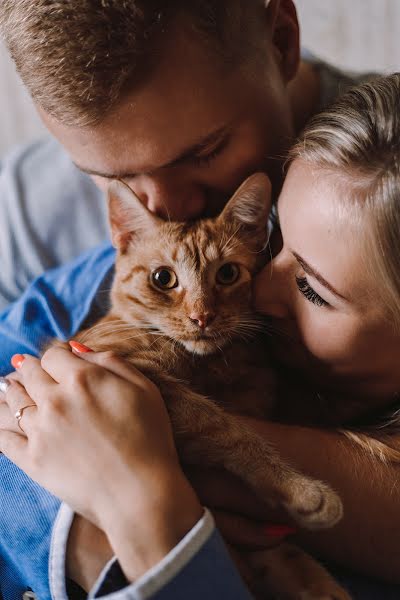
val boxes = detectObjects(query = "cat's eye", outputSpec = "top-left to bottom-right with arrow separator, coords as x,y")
151,267 -> 178,290
216,263 -> 240,286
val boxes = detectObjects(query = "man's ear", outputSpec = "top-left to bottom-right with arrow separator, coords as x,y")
108,180 -> 161,252
218,173 -> 272,232
266,0 -> 300,84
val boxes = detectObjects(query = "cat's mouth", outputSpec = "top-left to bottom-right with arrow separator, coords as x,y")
178,332 -> 228,355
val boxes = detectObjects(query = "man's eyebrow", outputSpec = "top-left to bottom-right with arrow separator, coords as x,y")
73,125 -> 230,180
292,251 -> 348,301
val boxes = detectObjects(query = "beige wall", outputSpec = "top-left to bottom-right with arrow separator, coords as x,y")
1,1 -> 400,158
296,0 -> 400,72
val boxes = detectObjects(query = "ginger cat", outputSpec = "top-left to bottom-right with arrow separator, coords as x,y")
70,174 -> 350,599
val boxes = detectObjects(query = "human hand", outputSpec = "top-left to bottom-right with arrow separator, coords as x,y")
0,345 -> 179,521
0,345 -> 203,581
187,466 -> 296,549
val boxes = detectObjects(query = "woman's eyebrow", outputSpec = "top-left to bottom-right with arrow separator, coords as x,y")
292,251 -> 348,301
73,125 -> 231,180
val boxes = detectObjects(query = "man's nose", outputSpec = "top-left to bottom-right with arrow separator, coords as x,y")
253,254 -> 292,319
132,174 -> 207,220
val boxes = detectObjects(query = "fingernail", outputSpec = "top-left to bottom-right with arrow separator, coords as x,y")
264,524 -> 297,537
11,354 -> 25,369
69,341 -> 93,353
0,377 -> 11,393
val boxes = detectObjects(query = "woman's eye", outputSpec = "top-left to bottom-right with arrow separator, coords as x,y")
216,263 -> 240,285
151,267 -> 178,290
295,276 -> 329,307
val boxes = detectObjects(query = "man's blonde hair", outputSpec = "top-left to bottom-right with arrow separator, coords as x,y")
0,0 -> 264,127
291,73 -> 400,327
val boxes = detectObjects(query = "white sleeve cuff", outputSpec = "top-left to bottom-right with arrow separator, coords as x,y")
49,503 -> 215,600
89,508 -> 215,600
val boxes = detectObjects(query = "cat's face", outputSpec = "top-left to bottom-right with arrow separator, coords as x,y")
108,174 -> 271,355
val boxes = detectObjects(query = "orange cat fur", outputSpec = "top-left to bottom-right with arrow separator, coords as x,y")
69,175 -> 350,599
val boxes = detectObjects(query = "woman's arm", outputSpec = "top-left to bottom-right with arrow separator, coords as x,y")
242,418 -> 400,582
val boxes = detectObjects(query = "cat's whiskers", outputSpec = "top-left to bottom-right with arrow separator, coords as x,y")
262,322 -> 297,344
80,324 -> 141,338
95,287 -> 114,296
79,318 -> 166,346
220,225 -> 242,255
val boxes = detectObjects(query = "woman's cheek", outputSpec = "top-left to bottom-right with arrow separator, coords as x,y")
297,309 -> 357,365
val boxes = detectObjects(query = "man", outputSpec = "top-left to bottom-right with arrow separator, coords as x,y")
0,1 -> 398,598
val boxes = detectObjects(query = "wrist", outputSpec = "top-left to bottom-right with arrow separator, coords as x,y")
66,515 -> 113,592
98,465 -> 203,581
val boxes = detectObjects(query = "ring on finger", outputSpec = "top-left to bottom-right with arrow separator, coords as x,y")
15,404 -> 36,433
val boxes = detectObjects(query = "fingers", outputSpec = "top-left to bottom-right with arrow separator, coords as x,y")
69,343 -> 155,389
13,345 -> 155,399
0,377 -> 11,394
39,347 -> 86,384
14,355 -> 56,404
213,510 -> 273,548
0,380 -> 37,434
0,429 -> 28,465
0,402 -> 22,434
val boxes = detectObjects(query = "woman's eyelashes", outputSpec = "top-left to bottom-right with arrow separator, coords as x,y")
295,276 -> 329,308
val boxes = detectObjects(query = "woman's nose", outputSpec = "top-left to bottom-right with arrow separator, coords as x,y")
132,174 -> 207,220
253,257 -> 292,319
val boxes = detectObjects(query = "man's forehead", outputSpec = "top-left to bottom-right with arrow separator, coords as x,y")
42,55 -> 252,179
73,123 -> 233,179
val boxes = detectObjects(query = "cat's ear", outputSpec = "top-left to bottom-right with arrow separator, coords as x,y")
107,180 -> 161,252
218,173 -> 272,231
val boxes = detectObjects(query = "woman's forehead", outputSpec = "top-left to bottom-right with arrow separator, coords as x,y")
279,160 -> 375,305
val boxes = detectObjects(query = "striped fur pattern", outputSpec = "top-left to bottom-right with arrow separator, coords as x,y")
73,175 -> 350,599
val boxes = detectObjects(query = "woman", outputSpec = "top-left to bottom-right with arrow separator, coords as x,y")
2,74 -> 400,599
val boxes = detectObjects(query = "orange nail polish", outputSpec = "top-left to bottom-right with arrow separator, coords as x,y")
69,341 -> 93,353
11,354 -> 25,369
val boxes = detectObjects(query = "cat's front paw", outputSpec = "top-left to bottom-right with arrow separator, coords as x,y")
283,477 -> 343,530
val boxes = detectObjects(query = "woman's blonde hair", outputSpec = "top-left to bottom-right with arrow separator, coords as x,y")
291,73 -> 400,327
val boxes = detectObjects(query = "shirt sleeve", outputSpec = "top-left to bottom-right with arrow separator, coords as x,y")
0,241 -> 115,375
0,137 -> 108,310
50,505 -> 253,600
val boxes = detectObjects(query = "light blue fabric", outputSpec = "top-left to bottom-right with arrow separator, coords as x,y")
0,242 -> 114,599
0,459 -> 61,600
0,241 -> 115,375
0,138 -> 107,311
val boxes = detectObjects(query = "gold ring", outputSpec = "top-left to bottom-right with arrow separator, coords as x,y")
14,405 -> 36,433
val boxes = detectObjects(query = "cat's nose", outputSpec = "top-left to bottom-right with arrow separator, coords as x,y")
189,312 -> 215,330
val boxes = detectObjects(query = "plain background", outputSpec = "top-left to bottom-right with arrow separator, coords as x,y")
1,0 -> 400,158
